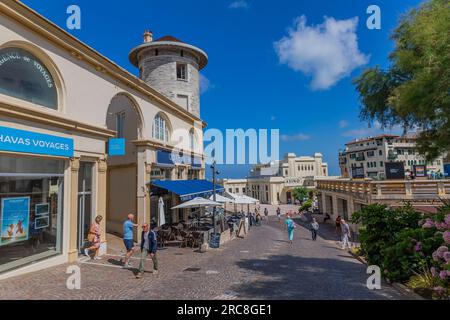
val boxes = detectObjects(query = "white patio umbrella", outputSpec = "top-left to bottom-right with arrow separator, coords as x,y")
158,197 -> 166,227
171,197 -> 221,209
209,194 -> 235,203
171,197 -> 222,227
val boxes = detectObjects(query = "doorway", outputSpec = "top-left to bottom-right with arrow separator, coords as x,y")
77,162 -> 93,253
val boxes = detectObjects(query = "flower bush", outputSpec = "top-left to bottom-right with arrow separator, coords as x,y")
352,202 -> 450,299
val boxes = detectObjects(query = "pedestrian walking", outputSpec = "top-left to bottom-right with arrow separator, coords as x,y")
276,207 -> 281,222
84,215 -> 103,259
122,213 -> 139,268
284,213 -> 296,245
340,219 -> 351,250
310,217 -> 319,241
335,215 -> 342,236
136,222 -> 158,278
264,208 -> 269,223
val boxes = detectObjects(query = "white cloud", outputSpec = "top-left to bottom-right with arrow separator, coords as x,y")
274,15 -> 369,90
229,1 -> 249,9
280,133 -> 311,142
200,74 -> 211,94
339,120 -> 349,128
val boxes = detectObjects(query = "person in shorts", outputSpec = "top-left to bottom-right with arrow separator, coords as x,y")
122,213 -> 139,268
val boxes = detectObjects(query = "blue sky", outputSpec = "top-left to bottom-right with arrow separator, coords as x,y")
22,0 -> 424,178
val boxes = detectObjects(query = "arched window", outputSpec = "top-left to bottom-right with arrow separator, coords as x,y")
0,47 -> 57,109
152,113 -> 171,142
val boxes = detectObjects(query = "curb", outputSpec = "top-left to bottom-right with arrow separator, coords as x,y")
347,250 -> 426,300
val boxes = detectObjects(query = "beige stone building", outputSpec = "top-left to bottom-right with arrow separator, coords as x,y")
339,134 -> 445,179
0,0 -> 207,278
222,153 -> 328,205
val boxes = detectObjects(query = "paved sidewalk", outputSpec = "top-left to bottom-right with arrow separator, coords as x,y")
0,216 -> 407,300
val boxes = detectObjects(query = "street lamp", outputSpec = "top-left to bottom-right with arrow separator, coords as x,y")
211,160 -> 220,234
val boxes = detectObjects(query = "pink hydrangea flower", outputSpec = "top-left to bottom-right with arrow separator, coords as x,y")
444,251 -> 450,262
432,251 -> 439,261
445,214 -> 450,225
433,286 -> 445,295
439,271 -> 447,280
443,231 -> 450,244
414,242 -> 422,252
431,267 -> 436,276
422,218 -> 434,229
435,222 -> 448,231
437,246 -> 449,258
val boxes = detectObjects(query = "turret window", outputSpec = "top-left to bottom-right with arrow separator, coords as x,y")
176,63 -> 187,80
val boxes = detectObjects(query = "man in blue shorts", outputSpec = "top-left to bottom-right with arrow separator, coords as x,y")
122,213 -> 139,268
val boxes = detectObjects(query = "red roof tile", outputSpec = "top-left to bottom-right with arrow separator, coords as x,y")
154,35 -> 184,43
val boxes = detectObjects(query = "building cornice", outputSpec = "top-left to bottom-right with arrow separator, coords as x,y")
1,0 -> 206,126
0,101 -> 116,139
132,139 -> 204,159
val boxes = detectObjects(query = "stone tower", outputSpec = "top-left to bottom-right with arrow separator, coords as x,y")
129,30 -> 208,117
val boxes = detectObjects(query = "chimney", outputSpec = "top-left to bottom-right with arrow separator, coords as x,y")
143,30 -> 153,43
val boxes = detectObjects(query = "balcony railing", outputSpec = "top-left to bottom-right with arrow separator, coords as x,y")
316,179 -> 450,203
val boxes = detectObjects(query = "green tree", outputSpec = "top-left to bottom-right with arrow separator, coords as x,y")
351,203 -> 422,267
354,0 -> 450,160
292,187 -> 309,203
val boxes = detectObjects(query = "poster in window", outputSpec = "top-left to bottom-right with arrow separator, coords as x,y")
351,166 -> 365,179
35,203 -> 50,216
35,216 -> 50,230
413,165 -> 427,178
0,197 -> 30,246
385,162 -> 405,180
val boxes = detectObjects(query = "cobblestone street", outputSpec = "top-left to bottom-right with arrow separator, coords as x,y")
0,214 -> 406,300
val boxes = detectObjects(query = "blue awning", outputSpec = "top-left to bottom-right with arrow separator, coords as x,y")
149,180 -> 225,201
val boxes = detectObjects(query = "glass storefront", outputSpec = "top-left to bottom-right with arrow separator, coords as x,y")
0,155 -> 65,274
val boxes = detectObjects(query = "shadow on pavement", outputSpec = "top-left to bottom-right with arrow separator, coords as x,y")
232,254 -> 401,300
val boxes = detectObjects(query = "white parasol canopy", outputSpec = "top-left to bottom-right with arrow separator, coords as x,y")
209,194 -> 235,203
158,197 -> 166,226
171,197 -> 221,209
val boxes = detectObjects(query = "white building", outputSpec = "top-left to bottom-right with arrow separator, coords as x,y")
222,153 -> 328,204
339,134 -> 445,179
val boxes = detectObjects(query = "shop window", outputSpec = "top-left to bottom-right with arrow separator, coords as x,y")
0,47 -> 57,109
0,156 -> 64,274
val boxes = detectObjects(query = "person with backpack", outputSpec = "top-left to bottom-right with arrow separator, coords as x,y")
310,218 -> 319,241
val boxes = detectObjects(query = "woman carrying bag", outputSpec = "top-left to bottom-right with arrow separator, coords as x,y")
84,215 -> 103,260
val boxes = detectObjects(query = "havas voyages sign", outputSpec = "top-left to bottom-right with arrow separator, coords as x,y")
0,126 -> 74,157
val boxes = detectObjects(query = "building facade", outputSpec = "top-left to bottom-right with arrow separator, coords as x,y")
0,0 -> 206,278
316,178 -> 450,230
222,153 -> 328,204
339,135 -> 445,180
